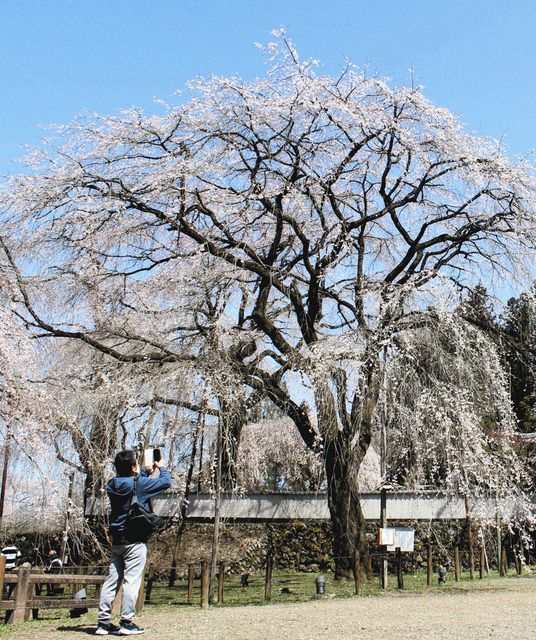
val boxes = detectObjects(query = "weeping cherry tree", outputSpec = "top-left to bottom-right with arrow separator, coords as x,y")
1,32 -> 535,576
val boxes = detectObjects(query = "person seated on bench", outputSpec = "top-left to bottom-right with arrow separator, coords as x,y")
1,543 -> 21,597
44,549 -> 63,595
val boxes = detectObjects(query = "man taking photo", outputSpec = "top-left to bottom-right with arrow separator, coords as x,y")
96,450 -> 171,636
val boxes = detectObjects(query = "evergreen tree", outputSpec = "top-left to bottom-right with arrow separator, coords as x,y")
502,290 -> 536,433
458,284 -> 497,334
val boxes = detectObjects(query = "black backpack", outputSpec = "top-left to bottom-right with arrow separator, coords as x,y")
124,476 -> 162,542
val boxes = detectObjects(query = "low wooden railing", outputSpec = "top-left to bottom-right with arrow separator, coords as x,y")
0,556 -> 106,624
0,556 -> 144,625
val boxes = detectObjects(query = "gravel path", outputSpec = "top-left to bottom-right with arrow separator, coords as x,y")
5,577 -> 535,640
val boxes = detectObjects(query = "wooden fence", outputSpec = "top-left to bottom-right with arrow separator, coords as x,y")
0,557 -> 146,624
0,538 -> 524,623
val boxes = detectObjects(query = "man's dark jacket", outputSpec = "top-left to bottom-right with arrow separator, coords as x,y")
107,468 -> 171,543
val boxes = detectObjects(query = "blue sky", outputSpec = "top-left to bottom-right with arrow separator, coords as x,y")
0,0 -> 534,176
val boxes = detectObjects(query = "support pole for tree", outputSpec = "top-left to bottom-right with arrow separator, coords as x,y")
496,496 -> 502,575
353,550 -> 362,595
514,537 -> 522,575
142,398 -> 158,449
208,416 -> 223,604
200,559 -> 209,609
464,494 -> 475,580
197,413 -> 206,493
0,421 -> 12,527
187,564 -> 194,605
365,545 -> 372,580
264,554 -> 273,601
427,545 -> 433,587
517,539 -> 525,575
145,564 -> 155,603
217,561 -> 225,604
135,569 -> 146,615
501,545 -> 508,576
60,471 -> 75,564
169,411 -> 203,587
479,527 -> 490,575
454,546 -> 460,581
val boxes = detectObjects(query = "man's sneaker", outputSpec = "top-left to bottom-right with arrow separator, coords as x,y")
118,621 -> 145,636
95,622 -> 120,635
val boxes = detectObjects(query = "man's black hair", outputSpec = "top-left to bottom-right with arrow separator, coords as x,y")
114,449 -> 138,477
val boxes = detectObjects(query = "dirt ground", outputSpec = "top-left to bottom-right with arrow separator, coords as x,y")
5,577 -> 536,640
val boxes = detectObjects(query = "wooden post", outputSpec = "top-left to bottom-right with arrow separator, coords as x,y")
465,495 -> 475,580
264,554 -> 273,601
379,487 -> 388,589
517,540 -> 525,575
9,563 -> 31,624
365,546 -> 372,580
468,546 -> 475,579
72,564 -> 83,596
496,501 -> 502,573
426,545 -> 433,587
217,562 -> 225,604
353,550 -> 362,595
0,555 -> 6,603
514,546 -> 522,575
145,564 -> 155,603
479,545 -> 485,579
60,471 -> 75,565
135,569 -> 145,615
168,409 -> 203,588
454,547 -> 460,582
187,564 -> 194,605
208,419 -> 223,605
112,583 -> 123,615
396,548 -> 404,590
200,559 -> 209,608
501,545 -> 508,576
0,422 -> 12,528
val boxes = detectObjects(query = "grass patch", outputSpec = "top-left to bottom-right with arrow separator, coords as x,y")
145,566 -> 533,608
0,568 -> 533,637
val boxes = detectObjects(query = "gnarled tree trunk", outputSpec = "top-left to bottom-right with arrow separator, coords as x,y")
325,433 -> 367,579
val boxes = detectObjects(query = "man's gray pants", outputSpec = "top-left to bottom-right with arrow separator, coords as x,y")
98,542 -> 147,624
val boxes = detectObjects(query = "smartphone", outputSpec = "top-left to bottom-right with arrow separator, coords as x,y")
143,447 -> 162,468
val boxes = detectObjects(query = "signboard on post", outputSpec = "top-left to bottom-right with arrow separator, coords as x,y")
378,527 -> 396,546
385,527 -> 415,552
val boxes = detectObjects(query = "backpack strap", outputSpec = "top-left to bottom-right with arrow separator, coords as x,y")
132,475 -> 140,505
126,475 -> 139,511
